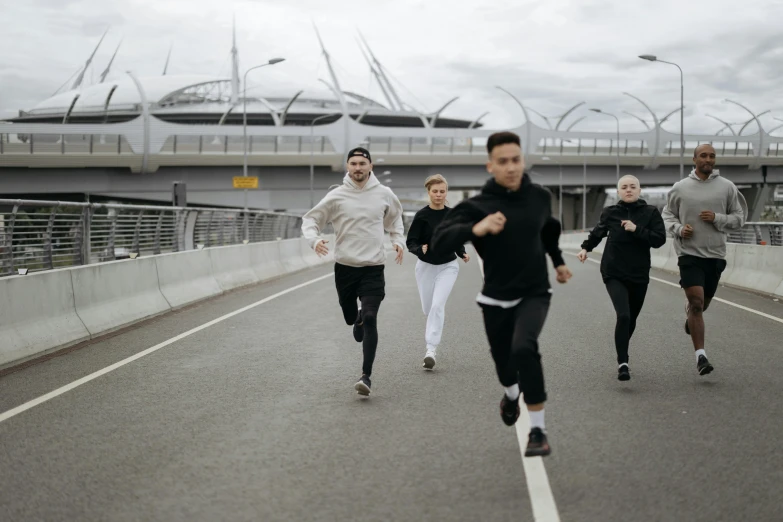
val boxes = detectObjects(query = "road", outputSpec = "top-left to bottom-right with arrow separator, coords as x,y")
1,246 -> 782,521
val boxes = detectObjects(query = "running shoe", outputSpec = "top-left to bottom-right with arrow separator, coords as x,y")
499,394 -> 520,426
353,309 -> 364,343
423,351 -> 436,370
697,354 -> 714,376
618,363 -> 631,381
355,374 -> 371,396
525,428 -> 551,457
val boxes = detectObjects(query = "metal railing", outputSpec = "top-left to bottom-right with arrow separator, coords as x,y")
727,222 -> 783,246
0,199 -> 303,277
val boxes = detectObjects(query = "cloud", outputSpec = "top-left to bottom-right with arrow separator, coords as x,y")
1,0 -> 781,135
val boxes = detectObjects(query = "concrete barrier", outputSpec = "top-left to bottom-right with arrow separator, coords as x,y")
70,257 -> 171,336
250,241 -> 285,283
155,249 -> 223,309
208,245 -> 259,291
279,238 -> 310,273
0,270 -> 91,368
722,244 -> 783,297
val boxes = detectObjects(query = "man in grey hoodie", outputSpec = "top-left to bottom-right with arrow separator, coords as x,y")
662,144 -> 746,375
301,147 -> 405,397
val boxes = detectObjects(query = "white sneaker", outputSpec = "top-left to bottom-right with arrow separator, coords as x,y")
423,352 -> 436,370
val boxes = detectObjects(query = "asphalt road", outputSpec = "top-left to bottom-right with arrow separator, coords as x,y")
1,247 -> 782,521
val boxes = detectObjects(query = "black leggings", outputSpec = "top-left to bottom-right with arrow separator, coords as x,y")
604,279 -> 649,365
340,295 -> 383,377
480,295 -> 551,406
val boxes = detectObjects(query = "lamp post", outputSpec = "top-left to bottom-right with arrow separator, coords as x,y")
309,112 -> 341,207
589,108 -> 620,182
242,57 -> 285,239
639,54 -> 684,178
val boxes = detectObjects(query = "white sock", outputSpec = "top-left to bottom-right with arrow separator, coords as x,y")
529,409 -> 546,431
619,363 -> 629,369
504,383 -> 520,401
695,349 -> 706,361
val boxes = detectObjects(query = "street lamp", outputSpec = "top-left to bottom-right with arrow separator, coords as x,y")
589,108 -> 621,182
242,57 -> 285,238
310,112 -> 342,207
639,54 -> 685,178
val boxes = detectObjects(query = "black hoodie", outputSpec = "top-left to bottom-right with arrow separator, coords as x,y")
431,175 -> 565,301
580,199 -> 666,284
406,206 -> 467,265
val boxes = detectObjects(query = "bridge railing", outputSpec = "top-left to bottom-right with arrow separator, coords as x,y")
727,222 -> 783,246
0,199 -> 303,277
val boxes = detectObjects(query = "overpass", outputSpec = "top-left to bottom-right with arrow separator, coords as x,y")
2,116 -> 782,222
0,232 -> 781,521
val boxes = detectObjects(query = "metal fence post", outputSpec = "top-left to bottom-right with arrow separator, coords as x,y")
153,210 -> 164,254
132,210 -> 144,254
45,207 -> 56,269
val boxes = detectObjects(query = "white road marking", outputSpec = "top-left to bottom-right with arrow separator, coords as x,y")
0,273 -> 334,425
566,252 -> 783,326
475,251 -> 562,522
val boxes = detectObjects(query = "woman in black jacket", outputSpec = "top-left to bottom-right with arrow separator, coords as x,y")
578,175 -> 666,381
406,174 -> 470,370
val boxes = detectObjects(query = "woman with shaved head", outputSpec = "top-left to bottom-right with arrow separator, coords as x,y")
577,175 -> 666,381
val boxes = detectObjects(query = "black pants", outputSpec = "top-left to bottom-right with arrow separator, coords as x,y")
334,263 -> 385,377
480,294 -> 551,406
604,279 -> 648,365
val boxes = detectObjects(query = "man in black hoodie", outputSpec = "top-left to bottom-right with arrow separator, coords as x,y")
431,131 -> 571,457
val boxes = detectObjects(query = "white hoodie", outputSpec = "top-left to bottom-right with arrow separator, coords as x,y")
301,172 -> 405,267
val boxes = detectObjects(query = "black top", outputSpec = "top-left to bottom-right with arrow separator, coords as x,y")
580,199 -> 667,284
406,206 -> 467,265
431,175 -> 565,301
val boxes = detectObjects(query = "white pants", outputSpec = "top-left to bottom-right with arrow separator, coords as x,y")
415,259 -> 460,353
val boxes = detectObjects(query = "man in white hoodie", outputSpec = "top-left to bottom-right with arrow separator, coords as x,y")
662,144 -> 746,375
301,147 -> 405,396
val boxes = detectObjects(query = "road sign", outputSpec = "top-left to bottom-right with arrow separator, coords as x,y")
233,176 -> 258,189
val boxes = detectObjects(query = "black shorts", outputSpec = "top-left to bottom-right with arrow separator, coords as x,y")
334,263 -> 385,305
678,255 -> 727,299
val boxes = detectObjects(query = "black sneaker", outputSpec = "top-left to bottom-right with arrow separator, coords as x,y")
499,394 -> 520,426
355,374 -> 371,396
697,354 -> 714,376
352,310 -> 364,343
525,427 -> 551,457
618,364 -> 631,381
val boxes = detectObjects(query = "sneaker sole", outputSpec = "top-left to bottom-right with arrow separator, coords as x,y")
353,326 -> 364,343
618,372 -> 631,381
423,356 -> 435,370
699,364 -> 714,376
355,382 -> 371,395
525,444 -> 551,457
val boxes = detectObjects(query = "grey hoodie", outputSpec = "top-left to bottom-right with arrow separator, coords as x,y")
662,168 -> 747,259
301,171 -> 405,267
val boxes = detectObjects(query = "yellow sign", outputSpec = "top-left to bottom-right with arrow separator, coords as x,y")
233,176 -> 259,189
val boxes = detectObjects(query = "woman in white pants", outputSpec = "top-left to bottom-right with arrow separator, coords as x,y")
406,174 -> 470,370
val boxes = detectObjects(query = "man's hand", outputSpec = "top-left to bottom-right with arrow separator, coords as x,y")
556,265 -> 572,284
314,239 -> 329,257
461,253 -> 471,263
700,211 -> 716,223
421,244 -> 428,254
621,220 -> 637,232
394,244 -> 404,265
681,224 -> 694,239
577,249 -> 588,263
472,212 -> 506,237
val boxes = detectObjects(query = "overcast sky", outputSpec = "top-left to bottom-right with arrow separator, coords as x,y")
1,0 -> 781,135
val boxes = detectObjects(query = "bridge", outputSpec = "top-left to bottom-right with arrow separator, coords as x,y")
0,224 -> 781,521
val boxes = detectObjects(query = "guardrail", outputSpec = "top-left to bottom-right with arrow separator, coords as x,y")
727,222 -> 783,246
0,199 -> 303,277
